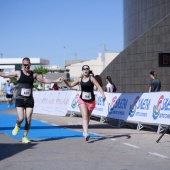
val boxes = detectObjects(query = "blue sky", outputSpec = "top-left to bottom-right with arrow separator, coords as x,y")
0,0 -> 123,68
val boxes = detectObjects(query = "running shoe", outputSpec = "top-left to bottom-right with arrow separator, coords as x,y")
85,134 -> 90,141
83,132 -> 90,141
12,125 -> 20,136
22,136 -> 31,143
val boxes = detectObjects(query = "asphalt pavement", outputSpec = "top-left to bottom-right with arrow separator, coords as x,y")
0,106 -> 170,170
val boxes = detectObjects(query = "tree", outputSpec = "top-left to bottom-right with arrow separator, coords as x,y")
10,77 -> 17,86
33,65 -> 49,78
33,66 -> 49,90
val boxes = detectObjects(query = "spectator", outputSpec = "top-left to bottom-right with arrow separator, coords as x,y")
52,83 -> 59,90
106,76 -> 115,92
149,71 -> 161,92
94,75 -> 103,91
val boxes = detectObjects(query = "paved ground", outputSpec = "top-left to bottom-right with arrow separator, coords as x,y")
0,106 -> 170,170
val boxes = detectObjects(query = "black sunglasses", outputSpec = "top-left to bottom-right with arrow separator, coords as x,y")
82,68 -> 89,71
23,64 -> 30,67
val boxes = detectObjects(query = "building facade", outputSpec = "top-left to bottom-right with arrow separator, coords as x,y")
101,0 -> 170,93
65,52 -> 119,81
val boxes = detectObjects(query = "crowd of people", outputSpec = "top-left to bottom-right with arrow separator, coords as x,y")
0,57 -> 162,143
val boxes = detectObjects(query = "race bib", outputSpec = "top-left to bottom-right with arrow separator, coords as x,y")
82,92 -> 91,100
21,88 -> 31,97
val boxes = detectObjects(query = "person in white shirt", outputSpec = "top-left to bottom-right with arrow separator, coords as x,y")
106,76 -> 114,92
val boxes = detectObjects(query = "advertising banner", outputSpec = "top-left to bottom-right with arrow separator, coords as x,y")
67,91 -> 107,117
106,93 -> 142,121
33,90 -> 72,116
33,90 -> 170,126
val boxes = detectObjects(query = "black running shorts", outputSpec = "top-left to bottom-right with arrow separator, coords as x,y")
15,98 -> 34,108
6,94 -> 13,98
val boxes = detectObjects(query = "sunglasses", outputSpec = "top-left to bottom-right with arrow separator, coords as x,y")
23,64 -> 30,67
82,68 -> 89,71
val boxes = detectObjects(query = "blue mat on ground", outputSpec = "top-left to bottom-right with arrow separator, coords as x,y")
0,104 -> 100,140
0,103 -> 15,111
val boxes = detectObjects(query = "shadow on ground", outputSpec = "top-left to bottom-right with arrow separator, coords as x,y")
0,143 -> 37,161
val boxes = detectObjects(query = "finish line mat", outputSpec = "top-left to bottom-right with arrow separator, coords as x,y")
0,104 -> 100,140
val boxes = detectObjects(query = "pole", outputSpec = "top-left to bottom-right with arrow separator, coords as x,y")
156,125 -> 170,143
75,52 -> 77,60
102,43 -> 106,70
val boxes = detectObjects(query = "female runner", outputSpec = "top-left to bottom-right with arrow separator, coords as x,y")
63,65 -> 106,141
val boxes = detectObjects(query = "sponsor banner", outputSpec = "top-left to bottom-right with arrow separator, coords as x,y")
127,93 -> 153,123
93,91 -> 106,117
67,91 -> 107,117
127,92 -> 170,125
33,91 -> 72,116
33,90 -> 170,126
106,93 -> 142,120
150,92 -> 170,124
67,91 -> 81,113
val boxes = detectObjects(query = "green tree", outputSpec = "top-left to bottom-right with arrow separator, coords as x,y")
10,77 -> 17,86
33,65 -> 49,78
33,65 -> 49,90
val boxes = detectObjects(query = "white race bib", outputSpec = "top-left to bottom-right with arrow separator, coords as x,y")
21,88 -> 31,97
82,92 -> 91,100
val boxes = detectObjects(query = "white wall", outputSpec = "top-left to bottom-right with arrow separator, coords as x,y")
66,52 -> 119,80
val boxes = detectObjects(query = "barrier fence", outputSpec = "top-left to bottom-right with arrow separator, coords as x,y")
33,90 -> 170,133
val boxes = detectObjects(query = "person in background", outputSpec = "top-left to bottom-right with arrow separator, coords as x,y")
149,71 -> 161,92
105,76 -> 114,92
52,83 -> 59,90
4,80 -> 14,107
94,75 -> 103,91
62,65 -> 106,141
37,83 -> 42,91
0,57 -> 63,143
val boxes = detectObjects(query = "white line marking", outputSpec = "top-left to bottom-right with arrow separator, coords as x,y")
41,120 -> 47,123
148,152 -> 168,159
110,138 -> 117,141
123,143 -> 140,148
68,123 -> 82,126
52,124 -> 58,126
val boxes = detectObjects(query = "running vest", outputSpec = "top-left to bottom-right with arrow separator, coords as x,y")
15,70 -> 34,99
80,77 -> 95,102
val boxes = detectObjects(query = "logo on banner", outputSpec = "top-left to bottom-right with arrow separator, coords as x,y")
129,96 -> 140,117
108,96 -> 117,114
71,94 -> 79,109
129,96 -> 150,117
153,95 -> 164,119
108,96 -> 128,115
95,94 -> 105,106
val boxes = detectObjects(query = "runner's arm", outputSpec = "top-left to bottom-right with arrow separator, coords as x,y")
34,73 -> 63,84
0,71 -> 18,78
63,77 -> 80,87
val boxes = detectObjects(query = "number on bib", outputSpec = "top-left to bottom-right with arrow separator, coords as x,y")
82,92 -> 91,100
21,88 -> 31,97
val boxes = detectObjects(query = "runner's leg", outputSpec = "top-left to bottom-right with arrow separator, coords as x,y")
88,110 -> 93,124
23,107 -> 33,137
16,107 -> 25,127
79,104 -> 89,135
